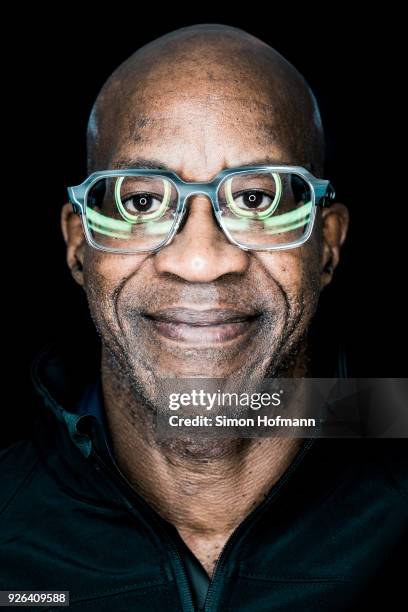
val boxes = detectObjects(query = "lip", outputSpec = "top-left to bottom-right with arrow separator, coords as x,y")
142,307 -> 260,344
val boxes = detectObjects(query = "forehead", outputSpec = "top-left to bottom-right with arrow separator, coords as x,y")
105,91 -> 301,179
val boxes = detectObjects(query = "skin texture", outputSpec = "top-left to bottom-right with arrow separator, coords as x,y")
61,25 -> 349,575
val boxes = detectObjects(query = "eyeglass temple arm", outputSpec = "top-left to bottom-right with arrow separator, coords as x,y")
314,181 -> 336,207
67,186 -> 83,214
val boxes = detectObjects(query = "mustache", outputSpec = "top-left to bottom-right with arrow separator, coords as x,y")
117,277 -> 282,314
113,275 -> 286,335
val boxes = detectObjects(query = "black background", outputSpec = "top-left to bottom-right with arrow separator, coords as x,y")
2,9 -> 405,446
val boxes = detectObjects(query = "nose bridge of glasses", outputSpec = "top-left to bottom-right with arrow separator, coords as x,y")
178,183 -> 219,209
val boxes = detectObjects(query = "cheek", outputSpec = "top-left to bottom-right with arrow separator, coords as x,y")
83,249 -> 150,293
82,249 -> 151,322
256,244 -> 320,293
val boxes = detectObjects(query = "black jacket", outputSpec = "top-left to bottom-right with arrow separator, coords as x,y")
0,344 -> 407,611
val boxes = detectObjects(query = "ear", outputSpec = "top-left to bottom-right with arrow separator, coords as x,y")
61,203 -> 86,286
320,203 -> 349,289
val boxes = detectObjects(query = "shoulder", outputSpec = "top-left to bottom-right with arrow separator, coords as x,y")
0,438 -> 40,515
371,438 -> 408,500
312,438 -> 408,505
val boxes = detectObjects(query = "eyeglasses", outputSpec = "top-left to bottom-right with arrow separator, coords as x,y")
67,165 -> 335,254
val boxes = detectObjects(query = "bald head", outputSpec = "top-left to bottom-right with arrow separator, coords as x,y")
63,22 -> 349,397
86,24 -> 325,176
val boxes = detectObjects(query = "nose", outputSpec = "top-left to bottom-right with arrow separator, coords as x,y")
153,195 -> 250,282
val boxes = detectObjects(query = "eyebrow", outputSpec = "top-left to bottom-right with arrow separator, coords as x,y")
110,156 -> 310,173
111,157 -> 171,171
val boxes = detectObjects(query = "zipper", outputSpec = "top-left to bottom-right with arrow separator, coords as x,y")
30,357 -> 196,611
91,450 -> 196,612
203,437 -> 315,612
32,352 -> 314,612
94,437 -> 314,612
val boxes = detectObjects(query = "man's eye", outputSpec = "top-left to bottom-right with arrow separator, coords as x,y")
234,190 -> 274,210
122,193 -> 162,214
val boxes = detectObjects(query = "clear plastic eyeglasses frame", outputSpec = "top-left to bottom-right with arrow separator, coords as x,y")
67,165 -> 335,255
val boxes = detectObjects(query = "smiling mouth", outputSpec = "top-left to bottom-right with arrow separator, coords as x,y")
142,307 -> 260,344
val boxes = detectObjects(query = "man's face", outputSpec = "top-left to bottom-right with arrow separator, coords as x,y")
78,85 -> 325,392
63,40 -> 350,405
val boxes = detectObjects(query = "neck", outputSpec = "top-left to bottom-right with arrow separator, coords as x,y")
101,347 -> 307,575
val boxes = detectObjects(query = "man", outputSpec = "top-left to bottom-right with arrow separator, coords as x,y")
1,24 -> 406,612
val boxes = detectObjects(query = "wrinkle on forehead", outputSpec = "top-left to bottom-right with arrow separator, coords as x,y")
125,97 -> 288,144
87,25 -> 325,174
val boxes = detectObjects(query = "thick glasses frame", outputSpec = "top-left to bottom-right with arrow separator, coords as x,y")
67,165 -> 335,254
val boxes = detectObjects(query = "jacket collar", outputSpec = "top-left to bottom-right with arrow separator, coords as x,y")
30,338 -> 106,460
30,333 -> 349,462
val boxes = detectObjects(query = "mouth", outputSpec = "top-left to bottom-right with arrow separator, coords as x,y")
142,307 -> 261,345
